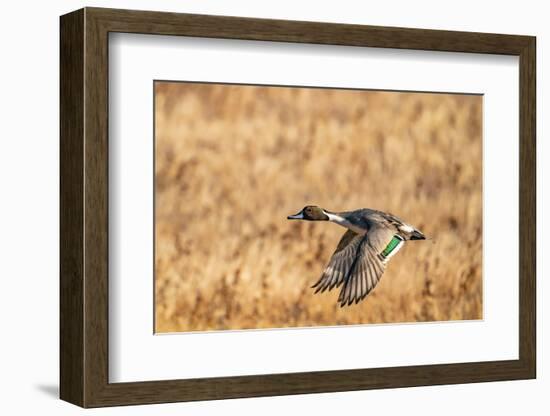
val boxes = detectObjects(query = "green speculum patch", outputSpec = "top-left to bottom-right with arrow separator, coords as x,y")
381,235 -> 405,257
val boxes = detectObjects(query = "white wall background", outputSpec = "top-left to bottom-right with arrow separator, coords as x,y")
0,0 -> 545,414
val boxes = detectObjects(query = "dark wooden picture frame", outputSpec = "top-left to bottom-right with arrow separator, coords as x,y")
60,7 -> 536,408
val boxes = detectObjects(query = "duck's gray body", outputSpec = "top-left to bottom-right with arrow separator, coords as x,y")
324,208 -> 424,240
288,206 -> 426,307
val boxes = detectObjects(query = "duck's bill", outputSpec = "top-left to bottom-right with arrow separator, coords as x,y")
287,212 -> 304,220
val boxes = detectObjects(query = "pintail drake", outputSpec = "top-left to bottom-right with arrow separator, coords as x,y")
287,205 -> 427,307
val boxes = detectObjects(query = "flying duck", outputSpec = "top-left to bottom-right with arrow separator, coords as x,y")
287,206 -> 426,307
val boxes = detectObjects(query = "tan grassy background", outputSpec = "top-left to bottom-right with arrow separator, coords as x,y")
154,82 -> 482,333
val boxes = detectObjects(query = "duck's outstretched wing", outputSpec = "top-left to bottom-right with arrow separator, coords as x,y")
311,229 -> 363,294
337,225 -> 401,306
312,225 -> 403,306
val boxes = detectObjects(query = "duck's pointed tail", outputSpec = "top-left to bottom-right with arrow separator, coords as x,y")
410,229 -> 426,240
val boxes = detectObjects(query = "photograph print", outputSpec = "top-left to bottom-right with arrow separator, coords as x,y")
154,81 -> 482,333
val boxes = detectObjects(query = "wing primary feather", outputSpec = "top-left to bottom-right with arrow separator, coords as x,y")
351,260 -> 363,305
363,258 -> 371,293
323,259 -> 341,293
358,263 -> 365,303
344,275 -> 354,307
315,277 -> 327,293
373,259 -> 381,289
318,273 -> 329,293
338,284 -> 344,304
335,258 -> 350,289
360,265 -> 370,301
332,258 -> 344,290
329,267 -> 342,290
311,277 -> 321,289
359,261 -> 368,302
351,265 -> 359,305
367,259 -> 377,294
344,278 -> 353,306
368,260 -> 375,293
355,262 -> 365,304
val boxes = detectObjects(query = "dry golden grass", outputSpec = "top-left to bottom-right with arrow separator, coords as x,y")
154,82 -> 482,333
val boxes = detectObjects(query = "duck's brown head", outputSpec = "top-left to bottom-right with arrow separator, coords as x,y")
287,205 -> 329,221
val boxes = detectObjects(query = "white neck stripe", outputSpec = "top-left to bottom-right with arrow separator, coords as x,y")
325,212 -> 366,234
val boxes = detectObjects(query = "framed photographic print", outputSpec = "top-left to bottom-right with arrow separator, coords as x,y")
60,7 -> 536,408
